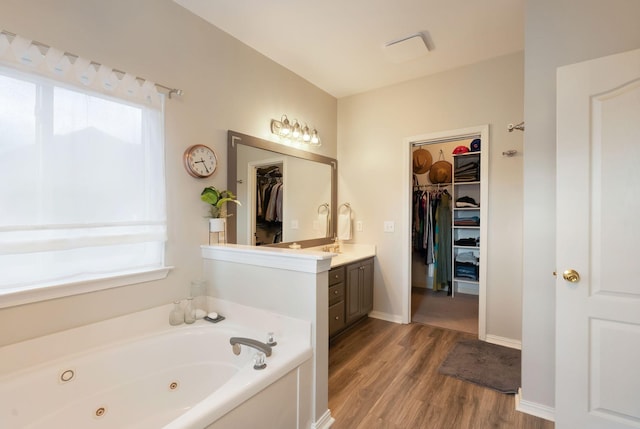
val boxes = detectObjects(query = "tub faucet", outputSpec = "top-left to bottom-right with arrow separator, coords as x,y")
229,337 -> 272,357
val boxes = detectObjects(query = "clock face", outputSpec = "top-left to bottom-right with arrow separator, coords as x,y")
184,145 -> 217,178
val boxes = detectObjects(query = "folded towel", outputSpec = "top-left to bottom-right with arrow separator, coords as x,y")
338,213 -> 352,240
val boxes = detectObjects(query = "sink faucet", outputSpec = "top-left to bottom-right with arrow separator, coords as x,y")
229,337 -> 272,357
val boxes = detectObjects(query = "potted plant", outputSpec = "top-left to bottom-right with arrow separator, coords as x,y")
200,186 -> 241,232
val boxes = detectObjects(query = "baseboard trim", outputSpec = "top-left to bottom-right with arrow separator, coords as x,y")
368,311 -> 403,324
312,409 -> 335,429
515,388 -> 555,422
485,334 -> 522,350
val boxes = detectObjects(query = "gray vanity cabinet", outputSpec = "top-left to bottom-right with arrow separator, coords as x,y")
329,257 -> 374,339
345,258 -> 374,324
328,266 -> 346,337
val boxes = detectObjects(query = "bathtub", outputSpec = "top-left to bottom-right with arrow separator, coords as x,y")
0,299 -> 313,428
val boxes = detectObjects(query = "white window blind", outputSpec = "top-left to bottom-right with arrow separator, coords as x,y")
0,65 -> 167,301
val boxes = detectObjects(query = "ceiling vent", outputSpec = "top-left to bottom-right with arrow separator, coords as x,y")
382,32 -> 430,63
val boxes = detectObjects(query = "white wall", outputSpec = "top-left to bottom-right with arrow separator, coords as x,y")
338,52 -> 524,341
0,0 -> 337,346
521,0 -> 640,412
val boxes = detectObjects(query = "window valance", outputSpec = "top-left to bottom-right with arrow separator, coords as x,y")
0,30 -> 165,109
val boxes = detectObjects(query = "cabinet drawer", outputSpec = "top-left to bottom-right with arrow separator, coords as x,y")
329,266 -> 345,286
329,301 -> 345,336
329,282 -> 344,306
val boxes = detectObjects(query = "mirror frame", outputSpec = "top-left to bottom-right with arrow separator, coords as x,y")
226,130 -> 338,248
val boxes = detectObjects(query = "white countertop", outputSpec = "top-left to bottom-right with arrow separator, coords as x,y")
201,243 -> 332,273
201,243 -> 375,272
305,243 -> 376,268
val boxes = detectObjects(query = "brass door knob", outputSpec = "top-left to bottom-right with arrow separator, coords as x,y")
562,269 -> 580,283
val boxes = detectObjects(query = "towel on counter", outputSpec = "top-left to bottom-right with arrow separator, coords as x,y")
338,213 -> 352,240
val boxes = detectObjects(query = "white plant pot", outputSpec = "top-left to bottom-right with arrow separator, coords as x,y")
209,218 -> 225,233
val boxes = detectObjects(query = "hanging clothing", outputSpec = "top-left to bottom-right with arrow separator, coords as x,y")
424,192 -> 434,264
265,182 -> 283,222
256,177 -> 283,222
433,192 -> 452,291
412,187 -> 452,289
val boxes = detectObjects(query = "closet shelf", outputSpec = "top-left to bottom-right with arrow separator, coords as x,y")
453,225 -> 480,229
452,151 -> 481,157
454,245 -> 480,250
454,181 -> 480,186
413,183 -> 452,189
453,277 -> 479,284
453,207 -> 480,211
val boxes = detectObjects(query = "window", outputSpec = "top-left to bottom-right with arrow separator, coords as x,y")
0,66 -> 168,306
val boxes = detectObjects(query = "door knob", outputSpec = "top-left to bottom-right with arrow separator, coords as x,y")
562,269 -> 580,283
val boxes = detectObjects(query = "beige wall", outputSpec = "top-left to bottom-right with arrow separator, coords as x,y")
522,0 -> 640,411
338,52 -> 524,341
0,0 -> 337,346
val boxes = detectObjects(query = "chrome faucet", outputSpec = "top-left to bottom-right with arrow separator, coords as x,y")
229,337 -> 272,357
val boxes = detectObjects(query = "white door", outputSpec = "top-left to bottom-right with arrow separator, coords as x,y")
556,48 -> 640,428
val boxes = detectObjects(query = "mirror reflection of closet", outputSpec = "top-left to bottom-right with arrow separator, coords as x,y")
254,162 -> 283,245
227,130 -> 338,248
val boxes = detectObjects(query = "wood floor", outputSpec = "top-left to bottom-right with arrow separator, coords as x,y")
329,318 -> 554,429
411,287 -> 479,335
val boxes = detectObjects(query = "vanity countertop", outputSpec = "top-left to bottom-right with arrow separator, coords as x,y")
306,243 -> 376,268
201,243 -> 375,272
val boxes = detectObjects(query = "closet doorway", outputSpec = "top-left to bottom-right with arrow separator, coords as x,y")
403,125 -> 488,340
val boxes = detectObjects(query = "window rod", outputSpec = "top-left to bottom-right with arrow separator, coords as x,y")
0,29 -> 183,98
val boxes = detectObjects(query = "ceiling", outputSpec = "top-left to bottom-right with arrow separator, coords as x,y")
174,0 -> 524,98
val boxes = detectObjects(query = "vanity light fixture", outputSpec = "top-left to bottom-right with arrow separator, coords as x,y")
270,115 -> 321,146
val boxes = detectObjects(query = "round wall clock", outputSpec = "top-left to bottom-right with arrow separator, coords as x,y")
183,144 -> 217,178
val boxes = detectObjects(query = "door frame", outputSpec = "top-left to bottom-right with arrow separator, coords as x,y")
402,125 -> 488,341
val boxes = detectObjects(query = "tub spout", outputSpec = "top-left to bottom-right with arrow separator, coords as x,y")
230,337 -> 272,357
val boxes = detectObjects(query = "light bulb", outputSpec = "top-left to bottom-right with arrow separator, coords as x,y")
310,129 -> 320,145
281,115 -> 291,136
302,125 -> 311,142
292,120 -> 301,139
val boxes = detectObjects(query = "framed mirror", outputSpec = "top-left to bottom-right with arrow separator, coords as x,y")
226,130 -> 338,248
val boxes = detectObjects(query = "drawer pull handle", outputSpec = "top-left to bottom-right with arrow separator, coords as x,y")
335,316 -> 340,320
334,290 -> 339,295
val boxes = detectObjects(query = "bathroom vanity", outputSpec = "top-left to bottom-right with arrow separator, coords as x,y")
328,259 -> 374,339
325,245 -> 376,340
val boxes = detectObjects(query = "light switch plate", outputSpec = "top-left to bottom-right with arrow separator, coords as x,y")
383,221 -> 395,233
356,221 -> 363,232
